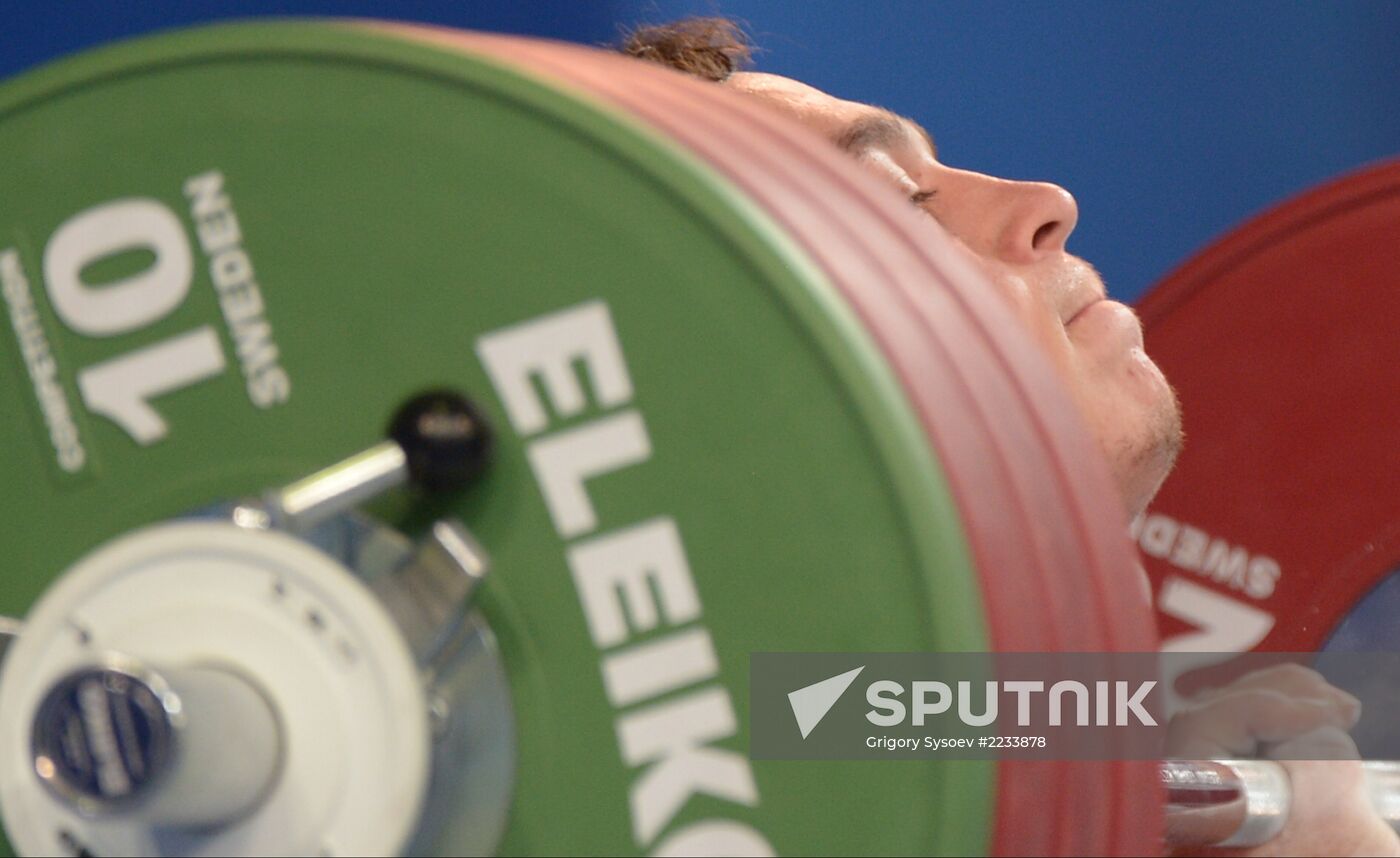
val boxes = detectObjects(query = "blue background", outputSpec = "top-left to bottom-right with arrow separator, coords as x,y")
8,1 -> 1399,301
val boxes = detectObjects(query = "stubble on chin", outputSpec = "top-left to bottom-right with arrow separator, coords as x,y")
1113,381 -> 1185,519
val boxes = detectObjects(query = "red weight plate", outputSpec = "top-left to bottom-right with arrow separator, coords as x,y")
1136,159 -> 1400,654
375,25 -> 1160,856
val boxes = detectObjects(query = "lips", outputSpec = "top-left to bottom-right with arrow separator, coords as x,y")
1065,297 -> 1104,327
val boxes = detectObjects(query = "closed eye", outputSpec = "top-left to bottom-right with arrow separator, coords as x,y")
910,189 -> 937,206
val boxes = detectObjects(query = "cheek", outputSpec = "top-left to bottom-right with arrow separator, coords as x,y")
961,254 -> 1084,382
988,270 -> 1078,376
952,242 -> 1042,326
943,238 -> 1091,401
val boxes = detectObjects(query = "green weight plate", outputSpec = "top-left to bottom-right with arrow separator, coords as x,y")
0,21 -> 986,857
386,29 -> 1158,856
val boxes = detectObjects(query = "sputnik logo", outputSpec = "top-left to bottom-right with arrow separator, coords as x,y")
787,666 -> 865,739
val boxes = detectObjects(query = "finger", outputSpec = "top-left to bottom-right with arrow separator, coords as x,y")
1167,690 -> 1359,759
1266,726 -> 1361,761
1194,664 -> 1361,718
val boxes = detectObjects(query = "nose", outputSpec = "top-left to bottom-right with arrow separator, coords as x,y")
942,169 -> 1080,265
994,178 -> 1079,263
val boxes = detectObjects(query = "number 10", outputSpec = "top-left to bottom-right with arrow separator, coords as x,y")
43,197 -> 226,445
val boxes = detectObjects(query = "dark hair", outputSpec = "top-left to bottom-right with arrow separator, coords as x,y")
618,17 -> 753,82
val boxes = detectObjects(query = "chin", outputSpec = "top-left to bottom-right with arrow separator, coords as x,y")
1111,385 -> 1184,520
1119,455 -> 1172,521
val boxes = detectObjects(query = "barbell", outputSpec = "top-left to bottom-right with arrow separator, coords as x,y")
0,19 -> 1395,857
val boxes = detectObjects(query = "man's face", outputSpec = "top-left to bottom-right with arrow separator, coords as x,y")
728,72 -> 1183,517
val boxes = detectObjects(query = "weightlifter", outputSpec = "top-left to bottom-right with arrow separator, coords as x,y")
621,18 -> 1397,857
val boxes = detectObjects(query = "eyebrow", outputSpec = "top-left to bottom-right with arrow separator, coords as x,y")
835,110 -> 937,158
